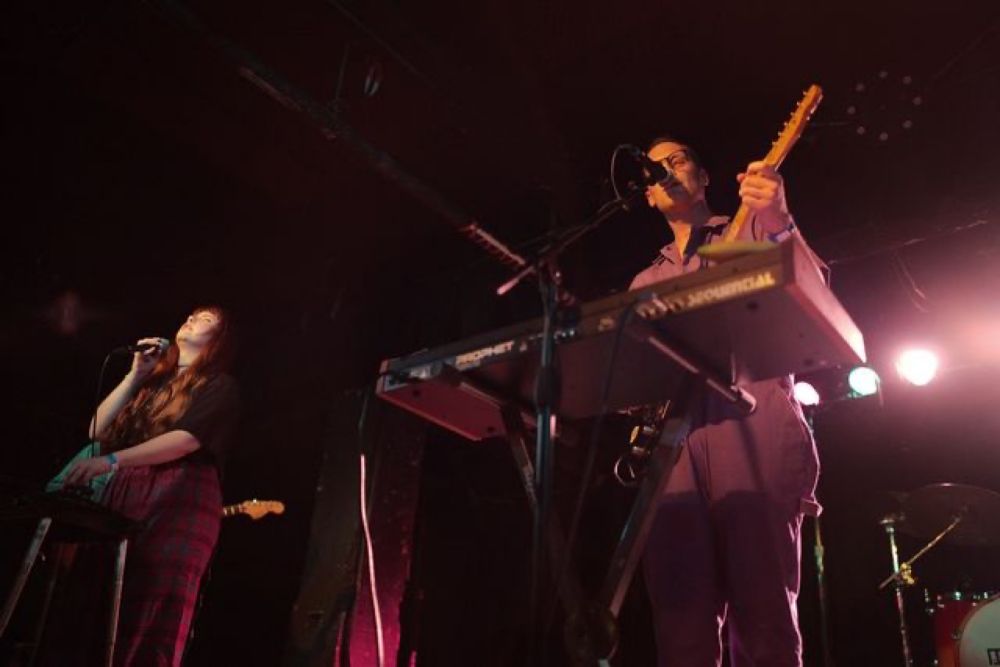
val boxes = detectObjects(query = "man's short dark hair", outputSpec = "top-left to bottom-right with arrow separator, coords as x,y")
646,134 -> 704,169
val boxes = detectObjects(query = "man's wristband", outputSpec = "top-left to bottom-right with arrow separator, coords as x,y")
106,453 -> 120,472
765,217 -> 797,243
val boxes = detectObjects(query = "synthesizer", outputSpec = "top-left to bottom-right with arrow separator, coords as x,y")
377,237 -> 864,441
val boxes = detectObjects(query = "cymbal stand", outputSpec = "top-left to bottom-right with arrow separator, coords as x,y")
878,512 -> 963,667
878,514 -> 913,667
878,513 -> 963,592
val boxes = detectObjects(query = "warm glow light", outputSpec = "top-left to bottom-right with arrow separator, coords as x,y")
848,366 -> 880,396
793,381 -> 821,406
896,348 -> 939,386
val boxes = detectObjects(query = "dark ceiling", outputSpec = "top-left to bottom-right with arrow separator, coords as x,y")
4,0 -> 999,395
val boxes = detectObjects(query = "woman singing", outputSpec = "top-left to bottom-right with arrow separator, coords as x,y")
49,306 -> 240,666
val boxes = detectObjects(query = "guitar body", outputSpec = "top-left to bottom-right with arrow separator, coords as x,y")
222,499 -> 285,520
697,240 -> 778,262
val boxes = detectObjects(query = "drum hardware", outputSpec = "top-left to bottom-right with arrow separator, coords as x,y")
899,483 -> 1000,547
926,589 -> 996,617
954,595 -> 1000,667
879,513 -> 916,666
879,514 -> 963,591
925,590 -> 999,667
879,484 -> 1000,667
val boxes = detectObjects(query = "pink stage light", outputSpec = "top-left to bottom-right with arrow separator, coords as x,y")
896,348 -> 940,386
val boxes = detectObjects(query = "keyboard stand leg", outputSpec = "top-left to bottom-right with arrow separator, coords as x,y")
597,411 -> 689,618
594,325 -> 755,635
501,405 -> 540,515
106,537 -> 128,667
0,517 -> 52,636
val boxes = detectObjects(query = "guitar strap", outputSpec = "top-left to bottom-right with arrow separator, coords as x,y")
682,222 -> 727,266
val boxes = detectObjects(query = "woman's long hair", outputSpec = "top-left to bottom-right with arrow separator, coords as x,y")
100,305 -> 237,451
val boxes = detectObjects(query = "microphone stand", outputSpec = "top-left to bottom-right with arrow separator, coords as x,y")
496,184 -> 650,664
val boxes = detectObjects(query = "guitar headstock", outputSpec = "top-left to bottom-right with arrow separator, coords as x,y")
765,84 -> 823,169
230,499 -> 286,520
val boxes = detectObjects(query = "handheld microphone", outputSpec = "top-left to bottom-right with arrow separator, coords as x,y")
113,338 -> 171,355
627,145 -> 676,187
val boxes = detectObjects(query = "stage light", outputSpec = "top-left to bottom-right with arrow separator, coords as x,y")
793,381 -> 821,406
896,348 -> 939,386
848,366 -> 880,397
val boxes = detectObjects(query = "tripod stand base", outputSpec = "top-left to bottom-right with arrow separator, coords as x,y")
563,602 -> 619,665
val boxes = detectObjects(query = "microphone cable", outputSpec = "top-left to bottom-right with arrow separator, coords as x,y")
355,385 -> 385,667
70,350 -> 118,496
77,338 -> 168,494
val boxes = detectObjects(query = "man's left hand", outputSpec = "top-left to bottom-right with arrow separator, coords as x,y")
737,161 -> 792,231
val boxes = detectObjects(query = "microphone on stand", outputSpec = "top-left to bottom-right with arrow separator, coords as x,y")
626,145 -> 677,187
113,338 -> 171,355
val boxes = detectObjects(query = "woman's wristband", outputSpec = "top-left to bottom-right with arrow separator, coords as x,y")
105,452 -> 120,472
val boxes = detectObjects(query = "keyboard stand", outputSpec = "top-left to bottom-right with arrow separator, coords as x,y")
484,313 -> 758,663
0,491 -> 138,667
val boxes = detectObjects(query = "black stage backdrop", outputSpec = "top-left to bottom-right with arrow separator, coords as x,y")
3,0 -> 1000,665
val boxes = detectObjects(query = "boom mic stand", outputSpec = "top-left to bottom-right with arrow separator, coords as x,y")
496,183 -> 653,664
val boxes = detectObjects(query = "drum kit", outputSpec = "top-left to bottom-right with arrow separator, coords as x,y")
878,483 -> 1000,667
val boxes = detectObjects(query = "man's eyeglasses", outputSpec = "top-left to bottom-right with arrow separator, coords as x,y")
657,149 -> 693,171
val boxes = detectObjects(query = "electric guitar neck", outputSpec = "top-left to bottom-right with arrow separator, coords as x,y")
719,84 -> 824,246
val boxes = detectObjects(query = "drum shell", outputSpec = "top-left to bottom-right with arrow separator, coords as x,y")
956,594 -> 1000,667
927,591 -> 996,667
